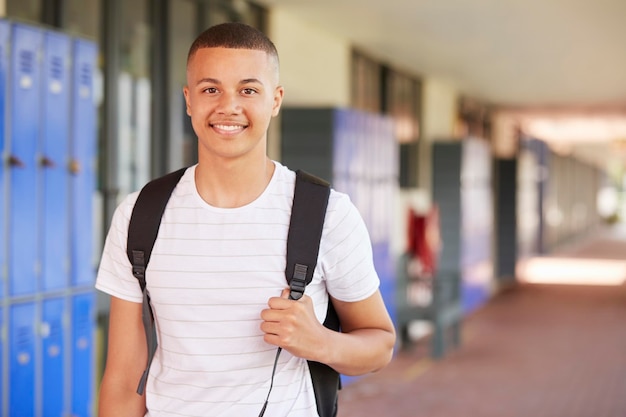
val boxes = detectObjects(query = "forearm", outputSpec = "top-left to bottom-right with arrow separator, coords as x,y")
315,327 -> 395,376
99,297 -> 149,417
98,371 -> 146,417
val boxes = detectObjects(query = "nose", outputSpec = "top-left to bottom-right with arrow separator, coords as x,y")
216,91 -> 241,115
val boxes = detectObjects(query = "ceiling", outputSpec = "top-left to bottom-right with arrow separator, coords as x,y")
256,0 -> 626,162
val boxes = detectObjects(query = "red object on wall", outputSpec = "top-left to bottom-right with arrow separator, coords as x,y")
407,206 -> 440,276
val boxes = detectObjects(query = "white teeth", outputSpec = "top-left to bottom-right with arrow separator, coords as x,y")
214,124 -> 243,131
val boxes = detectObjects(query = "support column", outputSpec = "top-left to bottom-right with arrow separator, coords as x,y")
419,78 -> 459,192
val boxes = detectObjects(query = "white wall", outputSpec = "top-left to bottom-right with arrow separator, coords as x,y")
421,78 -> 458,141
268,9 -> 351,108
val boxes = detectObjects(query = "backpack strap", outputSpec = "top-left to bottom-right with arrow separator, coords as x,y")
286,170 -> 330,300
288,170 -> 341,417
126,166 -> 187,394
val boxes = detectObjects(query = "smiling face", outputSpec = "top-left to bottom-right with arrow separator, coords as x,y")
183,47 -> 284,163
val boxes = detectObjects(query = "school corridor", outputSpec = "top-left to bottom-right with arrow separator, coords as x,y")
337,225 -> 626,417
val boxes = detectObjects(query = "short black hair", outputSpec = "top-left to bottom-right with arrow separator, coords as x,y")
187,22 -> 279,65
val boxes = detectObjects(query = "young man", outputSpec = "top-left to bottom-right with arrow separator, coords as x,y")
96,22 -> 395,417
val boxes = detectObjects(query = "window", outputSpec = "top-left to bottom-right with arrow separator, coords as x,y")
63,0 -> 101,41
351,50 -> 382,114
6,0 -> 41,23
351,50 -> 422,188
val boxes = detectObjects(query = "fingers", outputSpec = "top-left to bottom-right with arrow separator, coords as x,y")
260,290 -> 325,359
261,289 -> 300,322
267,288 -> 297,310
260,288 -> 308,348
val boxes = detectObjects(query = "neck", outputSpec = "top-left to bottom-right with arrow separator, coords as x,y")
194,156 -> 275,208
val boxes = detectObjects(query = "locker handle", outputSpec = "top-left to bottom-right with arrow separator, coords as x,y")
69,159 -> 81,174
40,156 -> 55,168
8,155 -> 25,168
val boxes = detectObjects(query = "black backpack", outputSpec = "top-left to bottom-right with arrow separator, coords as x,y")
126,167 -> 341,417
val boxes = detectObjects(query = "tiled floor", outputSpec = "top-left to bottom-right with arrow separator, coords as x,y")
337,227 -> 626,417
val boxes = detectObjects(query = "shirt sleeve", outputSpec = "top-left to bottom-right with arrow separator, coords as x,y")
319,190 -> 380,302
95,192 -> 144,303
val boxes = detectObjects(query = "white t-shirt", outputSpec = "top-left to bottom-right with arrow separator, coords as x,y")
96,162 -> 380,417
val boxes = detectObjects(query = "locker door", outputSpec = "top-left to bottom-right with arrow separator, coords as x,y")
0,306 -> 2,412
8,24 -> 43,296
42,31 -> 71,292
71,292 -> 94,417
9,302 -> 36,416
70,39 -> 97,288
0,19 -> 9,299
42,297 -> 66,416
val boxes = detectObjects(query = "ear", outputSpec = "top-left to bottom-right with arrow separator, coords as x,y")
272,86 -> 284,117
183,86 -> 192,116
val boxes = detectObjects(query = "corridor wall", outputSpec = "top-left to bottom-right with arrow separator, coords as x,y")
0,20 -> 97,416
518,138 -> 604,256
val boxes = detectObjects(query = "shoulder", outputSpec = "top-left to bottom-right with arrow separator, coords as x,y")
110,166 -> 195,231
326,188 -> 361,228
270,162 -> 362,225
274,162 -> 360,225
110,191 -> 140,233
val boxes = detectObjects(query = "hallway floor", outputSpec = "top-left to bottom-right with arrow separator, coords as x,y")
337,226 -> 626,417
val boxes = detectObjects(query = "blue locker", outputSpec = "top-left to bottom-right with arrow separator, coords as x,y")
9,302 -> 36,416
0,19 -> 9,299
42,297 -> 66,416
70,39 -> 97,287
8,24 -> 43,296
42,31 -> 72,292
71,292 -> 94,417
0,306 -> 3,413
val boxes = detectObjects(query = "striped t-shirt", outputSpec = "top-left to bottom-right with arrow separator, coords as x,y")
96,161 -> 380,417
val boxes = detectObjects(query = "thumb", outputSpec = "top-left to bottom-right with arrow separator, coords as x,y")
281,288 -> 291,299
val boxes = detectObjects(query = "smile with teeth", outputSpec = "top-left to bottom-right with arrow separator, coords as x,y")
211,123 -> 247,133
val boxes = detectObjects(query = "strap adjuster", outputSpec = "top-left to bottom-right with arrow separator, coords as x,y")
289,263 -> 308,300
132,265 -> 145,279
132,250 -> 146,279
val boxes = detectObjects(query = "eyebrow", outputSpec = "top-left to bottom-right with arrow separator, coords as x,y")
195,77 -> 264,86
196,77 -> 220,86
241,78 -> 264,85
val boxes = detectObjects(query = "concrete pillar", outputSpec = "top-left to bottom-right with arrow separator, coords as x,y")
491,112 -> 519,159
419,78 -> 459,191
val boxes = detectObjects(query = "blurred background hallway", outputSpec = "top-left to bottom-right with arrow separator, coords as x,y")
338,224 -> 626,417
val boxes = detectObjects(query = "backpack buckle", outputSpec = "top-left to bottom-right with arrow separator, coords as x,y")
132,250 -> 146,279
289,263 -> 308,300
132,265 -> 146,279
